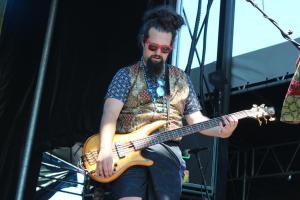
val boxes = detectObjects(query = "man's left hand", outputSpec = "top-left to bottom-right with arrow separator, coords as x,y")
217,115 -> 238,138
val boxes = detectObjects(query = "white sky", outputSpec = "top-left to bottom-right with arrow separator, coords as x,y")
175,0 -> 300,70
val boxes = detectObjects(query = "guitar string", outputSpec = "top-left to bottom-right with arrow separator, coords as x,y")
86,113 -> 244,164
88,110 -> 267,171
111,115 -> 223,153
126,111 -> 248,149
86,111 -> 249,164
121,111 -> 247,149
94,112 -> 246,158
129,115 -> 224,148
91,111 -> 250,166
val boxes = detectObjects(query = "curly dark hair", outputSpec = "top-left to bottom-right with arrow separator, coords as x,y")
138,5 -> 184,45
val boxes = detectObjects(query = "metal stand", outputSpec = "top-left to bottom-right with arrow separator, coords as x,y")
188,148 -> 211,200
35,152 -> 87,200
16,0 -> 58,199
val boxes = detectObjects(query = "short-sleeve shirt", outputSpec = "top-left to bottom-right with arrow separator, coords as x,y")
105,66 -> 202,115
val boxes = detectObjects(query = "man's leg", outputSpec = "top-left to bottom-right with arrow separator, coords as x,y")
144,144 -> 186,200
110,166 -> 148,200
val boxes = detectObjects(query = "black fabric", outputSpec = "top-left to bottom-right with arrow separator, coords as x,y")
0,0 -> 52,199
0,0 -> 148,199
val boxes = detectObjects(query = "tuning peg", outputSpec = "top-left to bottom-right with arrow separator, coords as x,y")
257,117 -> 262,126
259,104 -> 265,108
263,116 -> 268,124
269,117 -> 276,121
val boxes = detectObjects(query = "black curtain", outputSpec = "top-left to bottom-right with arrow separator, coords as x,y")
0,0 -> 147,199
0,0 -> 52,199
42,0 -> 147,147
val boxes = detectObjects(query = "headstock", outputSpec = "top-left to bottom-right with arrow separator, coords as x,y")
246,104 -> 276,125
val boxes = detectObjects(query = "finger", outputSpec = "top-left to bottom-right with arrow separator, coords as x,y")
232,115 -> 239,126
104,162 -> 110,177
227,116 -> 237,129
222,116 -> 229,127
97,163 -> 103,177
226,115 -> 237,128
218,122 -> 223,136
226,116 -> 234,127
100,166 -> 104,177
218,121 -> 223,130
103,161 -> 112,177
219,118 -> 233,138
102,163 -> 108,177
229,115 -> 238,124
108,162 -> 113,176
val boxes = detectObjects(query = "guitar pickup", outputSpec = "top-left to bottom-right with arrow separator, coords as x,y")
115,142 -> 126,158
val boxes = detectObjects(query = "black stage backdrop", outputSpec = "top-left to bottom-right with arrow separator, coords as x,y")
228,83 -> 300,200
0,0 -> 150,199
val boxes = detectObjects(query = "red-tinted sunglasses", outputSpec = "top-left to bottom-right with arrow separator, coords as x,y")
145,40 -> 173,54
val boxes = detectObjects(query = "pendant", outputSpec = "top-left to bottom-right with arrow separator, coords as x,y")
156,86 -> 165,97
157,79 -> 165,86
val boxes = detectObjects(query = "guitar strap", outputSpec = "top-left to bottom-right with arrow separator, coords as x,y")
161,65 -> 183,168
166,95 -> 170,128
160,142 -> 182,168
165,64 -> 170,128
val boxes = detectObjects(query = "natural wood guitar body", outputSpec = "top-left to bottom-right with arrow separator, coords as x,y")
82,120 -> 166,183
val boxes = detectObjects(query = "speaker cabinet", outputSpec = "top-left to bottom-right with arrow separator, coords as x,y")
179,133 -> 217,197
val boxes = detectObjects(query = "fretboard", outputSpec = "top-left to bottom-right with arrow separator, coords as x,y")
132,110 -> 249,150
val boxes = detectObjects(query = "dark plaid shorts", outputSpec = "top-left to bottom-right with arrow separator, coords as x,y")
109,142 -> 186,200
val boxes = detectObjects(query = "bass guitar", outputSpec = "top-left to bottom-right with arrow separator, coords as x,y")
82,104 -> 275,183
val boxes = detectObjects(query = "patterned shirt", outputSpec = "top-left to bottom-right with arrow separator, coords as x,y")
105,66 -> 202,115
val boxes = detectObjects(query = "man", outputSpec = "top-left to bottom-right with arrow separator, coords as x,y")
96,5 -> 238,200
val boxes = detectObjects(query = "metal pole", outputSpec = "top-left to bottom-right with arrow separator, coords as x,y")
215,0 -> 235,114
15,0 -> 58,199
185,0 -> 202,75
213,0 -> 235,200
242,152 -> 248,200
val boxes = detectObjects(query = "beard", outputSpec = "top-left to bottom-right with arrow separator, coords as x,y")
146,56 -> 165,78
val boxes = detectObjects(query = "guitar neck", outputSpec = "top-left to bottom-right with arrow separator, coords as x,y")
132,110 -> 249,150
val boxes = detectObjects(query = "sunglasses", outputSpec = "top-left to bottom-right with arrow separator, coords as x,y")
145,40 -> 172,54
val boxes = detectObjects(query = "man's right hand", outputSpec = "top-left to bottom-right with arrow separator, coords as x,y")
96,148 -> 113,178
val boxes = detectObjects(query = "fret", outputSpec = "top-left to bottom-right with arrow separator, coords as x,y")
132,107 -> 274,150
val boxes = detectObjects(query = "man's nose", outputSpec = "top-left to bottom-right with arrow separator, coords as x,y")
154,48 -> 162,54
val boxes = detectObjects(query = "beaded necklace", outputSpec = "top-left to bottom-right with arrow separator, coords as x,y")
141,60 -> 166,113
